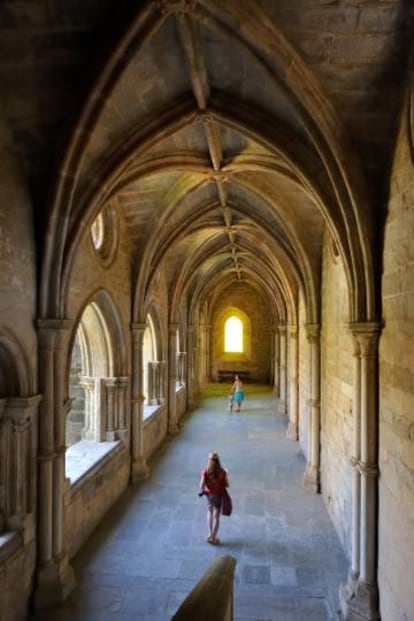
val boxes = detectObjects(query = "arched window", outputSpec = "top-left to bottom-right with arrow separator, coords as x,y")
225,316 -> 243,353
143,315 -> 156,404
65,292 -> 127,484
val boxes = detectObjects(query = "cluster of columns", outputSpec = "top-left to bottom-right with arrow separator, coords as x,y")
80,376 -> 128,442
273,318 -> 381,620
340,323 -> 381,621
146,360 -> 167,405
35,319 -> 76,609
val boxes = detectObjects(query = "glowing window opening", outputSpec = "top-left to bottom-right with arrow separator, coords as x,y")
225,316 -> 243,353
91,213 -> 104,250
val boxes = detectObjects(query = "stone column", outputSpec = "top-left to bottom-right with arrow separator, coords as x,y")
187,326 -> 196,410
130,323 -> 148,482
34,319 -> 75,610
286,326 -> 299,440
273,327 -> 280,396
156,360 -> 167,403
116,376 -> 128,435
341,323 -> 380,621
176,351 -> 186,386
277,326 -> 287,414
80,377 -> 95,440
203,323 -> 211,382
304,323 -> 321,493
340,334 -> 362,607
168,324 -> 180,434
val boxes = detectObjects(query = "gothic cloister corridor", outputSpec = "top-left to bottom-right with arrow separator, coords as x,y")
29,386 -> 348,621
1,2 -> 414,620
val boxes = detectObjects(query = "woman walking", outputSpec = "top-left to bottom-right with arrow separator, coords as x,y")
199,451 -> 229,544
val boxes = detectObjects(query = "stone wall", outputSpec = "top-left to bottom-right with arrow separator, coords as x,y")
0,123 -> 38,621
144,407 -> 168,461
210,282 -> 272,383
320,235 -> 353,557
64,445 -> 130,558
378,84 -> 414,621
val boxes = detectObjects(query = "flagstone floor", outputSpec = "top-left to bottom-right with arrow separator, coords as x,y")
29,386 -> 348,620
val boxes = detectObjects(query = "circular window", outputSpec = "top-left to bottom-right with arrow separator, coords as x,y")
90,203 -> 118,266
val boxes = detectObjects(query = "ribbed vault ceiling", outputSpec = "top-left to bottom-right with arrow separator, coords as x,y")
1,0 -> 411,322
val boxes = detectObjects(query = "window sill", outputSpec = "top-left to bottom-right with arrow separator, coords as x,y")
65,440 -> 123,486
0,530 -> 21,564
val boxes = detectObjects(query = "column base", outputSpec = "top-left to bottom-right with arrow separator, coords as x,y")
339,569 -> 359,612
33,557 -> 76,610
168,421 -> 180,434
278,400 -> 286,414
303,463 -> 320,493
340,578 -> 380,621
286,422 -> 298,441
131,458 -> 149,483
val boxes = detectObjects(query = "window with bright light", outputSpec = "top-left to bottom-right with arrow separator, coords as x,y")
225,316 -> 243,353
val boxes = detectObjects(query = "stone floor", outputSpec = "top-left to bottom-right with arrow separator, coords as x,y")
30,387 -> 348,620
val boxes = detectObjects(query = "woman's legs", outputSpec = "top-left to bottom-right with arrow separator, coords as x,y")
211,506 -> 221,542
207,506 -> 214,539
207,505 -> 221,543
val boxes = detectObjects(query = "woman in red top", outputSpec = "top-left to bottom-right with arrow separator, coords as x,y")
199,451 -> 229,544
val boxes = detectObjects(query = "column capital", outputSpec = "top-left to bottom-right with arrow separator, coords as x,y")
131,322 -> 146,332
349,322 -> 381,353
36,319 -> 72,349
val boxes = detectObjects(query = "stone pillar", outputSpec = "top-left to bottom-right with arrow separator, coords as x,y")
277,326 -> 287,414
116,376 -> 128,435
304,323 -> 321,493
273,327 -> 280,396
168,324 -> 180,434
34,319 -> 75,610
130,323 -> 148,482
341,323 -> 380,621
286,326 -> 299,440
176,351 -> 186,386
80,377 -> 95,440
187,326 -> 197,410
340,335 -> 362,607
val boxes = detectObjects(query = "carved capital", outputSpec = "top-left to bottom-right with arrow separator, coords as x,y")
350,322 -> 381,357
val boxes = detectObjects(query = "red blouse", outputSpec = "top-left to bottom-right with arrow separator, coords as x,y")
202,468 -> 228,494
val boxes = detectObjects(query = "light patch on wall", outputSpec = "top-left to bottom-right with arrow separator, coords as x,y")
225,316 -> 243,352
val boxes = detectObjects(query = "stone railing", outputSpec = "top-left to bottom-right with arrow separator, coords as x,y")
171,555 -> 237,620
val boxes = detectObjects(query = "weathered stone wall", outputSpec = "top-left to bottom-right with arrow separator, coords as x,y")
210,283 -> 272,384
320,235 -> 353,557
0,123 -> 38,621
378,85 -> 414,621
298,295 -> 311,458
64,445 -> 130,558
144,407 -> 168,461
